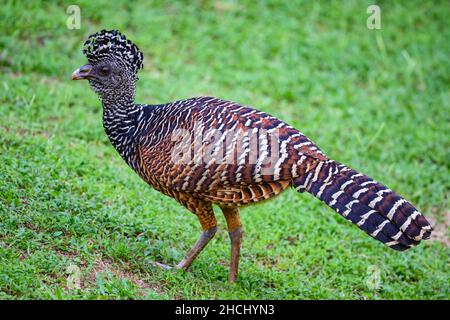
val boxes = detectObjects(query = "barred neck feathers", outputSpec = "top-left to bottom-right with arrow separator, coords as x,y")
102,101 -> 142,170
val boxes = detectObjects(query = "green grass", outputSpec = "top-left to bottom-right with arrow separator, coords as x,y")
0,0 -> 449,299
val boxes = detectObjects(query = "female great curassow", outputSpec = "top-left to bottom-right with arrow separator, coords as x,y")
72,30 -> 432,283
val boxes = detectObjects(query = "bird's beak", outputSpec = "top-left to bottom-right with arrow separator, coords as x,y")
71,64 -> 93,80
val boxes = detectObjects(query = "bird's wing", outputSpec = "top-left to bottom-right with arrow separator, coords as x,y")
137,97 -> 328,194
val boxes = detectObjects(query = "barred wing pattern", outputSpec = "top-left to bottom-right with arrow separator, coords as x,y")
137,97 -> 326,205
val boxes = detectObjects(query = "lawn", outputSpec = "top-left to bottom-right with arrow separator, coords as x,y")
0,0 -> 448,299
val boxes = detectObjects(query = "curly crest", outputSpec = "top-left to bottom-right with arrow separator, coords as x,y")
82,29 -> 143,74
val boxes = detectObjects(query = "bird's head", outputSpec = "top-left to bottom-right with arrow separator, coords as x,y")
72,30 -> 143,100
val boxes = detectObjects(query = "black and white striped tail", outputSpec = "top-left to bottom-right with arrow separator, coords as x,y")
293,160 -> 432,251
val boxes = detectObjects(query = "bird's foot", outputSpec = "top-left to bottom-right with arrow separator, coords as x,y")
148,261 -> 188,271
149,261 -> 174,270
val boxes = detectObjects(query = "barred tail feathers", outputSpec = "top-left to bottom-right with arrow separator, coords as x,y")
293,160 -> 432,251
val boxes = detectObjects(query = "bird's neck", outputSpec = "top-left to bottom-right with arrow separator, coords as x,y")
100,81 -> 136,107
101,91 -> 142,170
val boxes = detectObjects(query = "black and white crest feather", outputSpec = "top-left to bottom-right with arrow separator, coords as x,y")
83,29 -> 143,73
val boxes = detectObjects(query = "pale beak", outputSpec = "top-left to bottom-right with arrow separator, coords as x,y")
71,64 -> 93,80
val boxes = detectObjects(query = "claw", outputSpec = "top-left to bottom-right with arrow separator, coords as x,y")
149,261 -> 174,270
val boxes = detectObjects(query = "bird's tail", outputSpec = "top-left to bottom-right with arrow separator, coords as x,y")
293,160 -> 432,250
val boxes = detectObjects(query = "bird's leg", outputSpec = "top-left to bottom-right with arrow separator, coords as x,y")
151,226 -> 216,270
175,226 -> 217,270
175,204 -> 217,270
151,199 -> 217,271
221,206 -> 243,284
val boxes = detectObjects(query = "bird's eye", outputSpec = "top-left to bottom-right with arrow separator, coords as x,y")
99,66 -> 110,76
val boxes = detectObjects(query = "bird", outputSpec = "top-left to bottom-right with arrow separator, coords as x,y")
72,29 -> 432,283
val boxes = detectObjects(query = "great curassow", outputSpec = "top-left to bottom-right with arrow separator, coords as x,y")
72,30 -> 432,283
